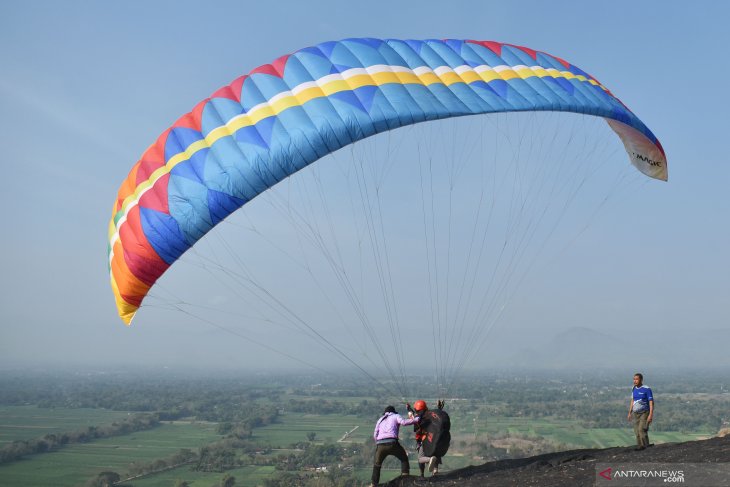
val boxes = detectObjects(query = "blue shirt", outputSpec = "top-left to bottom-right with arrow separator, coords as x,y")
632,385 -> 654,413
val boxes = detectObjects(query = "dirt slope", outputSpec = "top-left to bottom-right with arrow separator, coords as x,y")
383,436 -> 730,486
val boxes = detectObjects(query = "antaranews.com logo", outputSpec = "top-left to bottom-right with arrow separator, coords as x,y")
598,466 -> 684,482
596,463 -> 730,486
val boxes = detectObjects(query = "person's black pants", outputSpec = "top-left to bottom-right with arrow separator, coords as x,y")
371,441 -> 409,484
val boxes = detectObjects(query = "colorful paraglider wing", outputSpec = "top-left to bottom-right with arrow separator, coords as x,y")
109,38 -> 667,324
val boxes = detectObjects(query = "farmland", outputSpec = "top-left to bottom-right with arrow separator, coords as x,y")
0,406 -> 133,446
0,407 -> 716,486
0,420 -> 221,487
0,369 -> 727,486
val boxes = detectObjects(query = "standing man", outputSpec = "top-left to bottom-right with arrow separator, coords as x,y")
627,373 -> 654,450
370,405 -> 420,486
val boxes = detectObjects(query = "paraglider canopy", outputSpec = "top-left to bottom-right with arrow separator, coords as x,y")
108,38 -> 666,326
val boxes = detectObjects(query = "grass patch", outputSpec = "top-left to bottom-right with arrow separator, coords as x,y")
459,414 -> 713,449
130,464 -> 277,487
0,406 -> 132,446
0,421 -> 221,487
252,413 -> 374,445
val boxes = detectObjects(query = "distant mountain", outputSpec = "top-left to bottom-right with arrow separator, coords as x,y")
494,326 -> 730,369
504,326 -> 630,369
384,435 -> 730,486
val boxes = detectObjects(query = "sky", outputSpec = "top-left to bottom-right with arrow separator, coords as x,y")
1,0 -> 728,381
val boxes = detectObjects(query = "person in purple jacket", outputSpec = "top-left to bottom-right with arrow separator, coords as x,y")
369,405 -> 420,486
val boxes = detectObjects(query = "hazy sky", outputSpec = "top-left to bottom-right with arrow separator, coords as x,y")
1,1 -> 728,379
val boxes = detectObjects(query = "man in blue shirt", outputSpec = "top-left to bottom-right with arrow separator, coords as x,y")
627,372 -> 654,450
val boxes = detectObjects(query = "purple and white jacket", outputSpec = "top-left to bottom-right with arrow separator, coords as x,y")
373,412 -> 419,443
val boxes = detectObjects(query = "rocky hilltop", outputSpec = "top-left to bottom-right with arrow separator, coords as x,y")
384,436 -> 730,486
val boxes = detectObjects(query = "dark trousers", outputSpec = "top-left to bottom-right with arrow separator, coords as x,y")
632,411 -> 650,447
371,441 -> 409,485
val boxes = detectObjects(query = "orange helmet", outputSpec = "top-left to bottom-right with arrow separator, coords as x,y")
413,400 -> 427,412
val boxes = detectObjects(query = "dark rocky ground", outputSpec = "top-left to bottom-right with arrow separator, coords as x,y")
382,436 -> 730,486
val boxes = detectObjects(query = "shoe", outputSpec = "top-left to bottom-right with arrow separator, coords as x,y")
428,456 -> 438,472
432,468 -> 439,476
634,446 -> 646,451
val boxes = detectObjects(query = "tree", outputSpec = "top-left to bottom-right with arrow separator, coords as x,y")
220,473 -> 236,487
85,471 -> 120,487
306,432 -> 317,442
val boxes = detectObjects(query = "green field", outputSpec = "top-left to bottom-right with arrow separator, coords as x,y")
252,413 -> 523,478
0,407 -> 716,486
129,465 -> 278,487
0,406 -> 133,446
253,412 -> 374,445
0,421 -> 222,487
458,414 -> 712,449
129,464 -> 403,487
